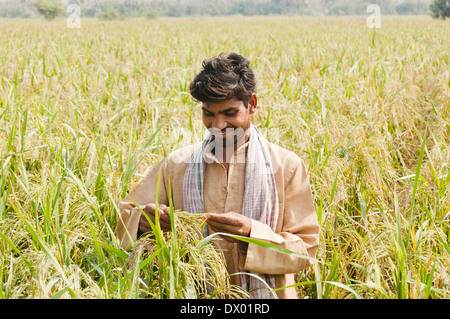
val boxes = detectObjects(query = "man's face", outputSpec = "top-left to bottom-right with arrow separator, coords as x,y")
201,94 -> 257,148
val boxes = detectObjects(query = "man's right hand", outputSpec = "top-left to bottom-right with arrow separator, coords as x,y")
139,203 -> 172,234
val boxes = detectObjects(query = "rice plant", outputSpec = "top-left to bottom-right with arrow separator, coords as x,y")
0,15 -> 449,299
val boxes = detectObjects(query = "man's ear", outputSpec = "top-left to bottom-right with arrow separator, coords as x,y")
248,93 -> 257,114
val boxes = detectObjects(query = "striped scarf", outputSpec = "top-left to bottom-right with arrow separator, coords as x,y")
183,124 -> 279,299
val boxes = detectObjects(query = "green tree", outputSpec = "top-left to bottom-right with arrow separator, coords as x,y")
144,9 -> 159,19
97,7 -> 120,20
33,0 -> 64,20
430,0 -> 450,18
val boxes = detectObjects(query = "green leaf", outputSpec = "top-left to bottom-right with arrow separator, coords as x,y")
199,232 -> 317,263
0,231 -> 34,271
61,228 -> 128,260
10,200 -> 68,283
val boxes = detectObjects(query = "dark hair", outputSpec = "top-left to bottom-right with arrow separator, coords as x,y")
189,52 -> 256,108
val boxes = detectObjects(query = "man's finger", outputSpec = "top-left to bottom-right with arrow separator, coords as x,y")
144,203 -> 157,216
144,203 -> 170,218
141,211 -> 171,231
205,213 -> 241,226
159,204 -> 170,211
139,216 -> 152,233
206,219 -> 240,234
158,205 -> 171,219
157,210 -> 171,223
149,211 -> 171,226
158,219 -> 172,231
140,222 -> 151,233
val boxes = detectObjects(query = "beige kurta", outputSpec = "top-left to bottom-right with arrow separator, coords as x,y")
116,141 -> 320,299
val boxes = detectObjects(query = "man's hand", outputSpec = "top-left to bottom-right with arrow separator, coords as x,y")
139,203 -> 172,234
202,211 -> 251,244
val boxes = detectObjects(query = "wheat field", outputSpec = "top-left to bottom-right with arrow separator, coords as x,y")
0,15 -> 449,299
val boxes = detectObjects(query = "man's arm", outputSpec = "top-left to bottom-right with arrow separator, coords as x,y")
240,159 -> 320,275
116,158 -> 169,251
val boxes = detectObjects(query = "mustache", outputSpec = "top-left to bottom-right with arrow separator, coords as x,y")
207,127 -> 247,142
221,127 -> 236,133
207,127 -> 238,134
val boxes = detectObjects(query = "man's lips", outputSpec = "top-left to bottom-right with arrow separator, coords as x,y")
209,127 -> 237,137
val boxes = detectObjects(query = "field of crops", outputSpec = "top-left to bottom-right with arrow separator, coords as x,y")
0,15 -> 449,299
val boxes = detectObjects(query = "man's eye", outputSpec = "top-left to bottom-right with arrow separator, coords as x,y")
203,111 -> 213,116
225,112 -> 238,117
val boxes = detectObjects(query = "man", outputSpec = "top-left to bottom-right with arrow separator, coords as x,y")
116,52 -> 320,299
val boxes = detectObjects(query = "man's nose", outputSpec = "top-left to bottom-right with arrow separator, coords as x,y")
211,116 -> 227,131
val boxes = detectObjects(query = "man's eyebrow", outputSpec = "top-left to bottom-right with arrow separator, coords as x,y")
201,106 -> 239,114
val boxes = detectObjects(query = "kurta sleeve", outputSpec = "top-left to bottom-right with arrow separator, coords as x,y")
116,158 -> 169,251
241,159 -> 320,275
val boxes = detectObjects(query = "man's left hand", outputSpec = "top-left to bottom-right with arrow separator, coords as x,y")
202,211 -> 251,243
